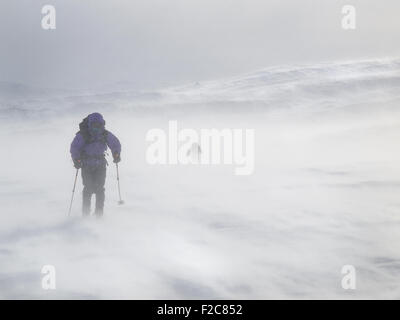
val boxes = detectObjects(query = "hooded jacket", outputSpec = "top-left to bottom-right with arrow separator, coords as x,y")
70,113 -> 121,168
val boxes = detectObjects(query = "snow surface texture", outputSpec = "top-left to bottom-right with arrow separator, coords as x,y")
1,58 -> 400,299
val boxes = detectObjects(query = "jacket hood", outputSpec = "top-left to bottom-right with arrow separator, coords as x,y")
87,112 -> 105,128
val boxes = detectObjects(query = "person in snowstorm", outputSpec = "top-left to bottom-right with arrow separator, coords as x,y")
70,112 -> 121,217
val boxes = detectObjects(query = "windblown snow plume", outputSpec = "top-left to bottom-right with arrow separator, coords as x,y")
1,58 -> 400,299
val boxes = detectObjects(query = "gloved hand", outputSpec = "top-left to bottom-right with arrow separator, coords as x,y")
73,159 -> 82,169
113,153 -> 121,163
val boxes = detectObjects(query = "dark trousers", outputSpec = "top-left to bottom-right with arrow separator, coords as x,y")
81,165 -> 106,216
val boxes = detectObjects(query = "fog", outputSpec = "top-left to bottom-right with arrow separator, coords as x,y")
1,0 -> 400,89
1,57 -> 400,298
1,0 -> 400,300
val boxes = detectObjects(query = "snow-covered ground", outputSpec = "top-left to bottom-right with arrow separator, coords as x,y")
1,58 -> 400,299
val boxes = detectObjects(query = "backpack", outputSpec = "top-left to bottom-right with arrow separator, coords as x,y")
77,116 -> 108,144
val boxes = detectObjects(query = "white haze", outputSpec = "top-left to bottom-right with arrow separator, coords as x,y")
1,58 -> 400,298
1,0 -> 400,90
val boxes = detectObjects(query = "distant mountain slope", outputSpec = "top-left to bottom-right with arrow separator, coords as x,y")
1,57 -> 399,118
155,58 -> 400,110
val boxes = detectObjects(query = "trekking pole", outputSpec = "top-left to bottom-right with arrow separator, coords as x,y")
68,169 -> 79,216
116,163 -> 124,205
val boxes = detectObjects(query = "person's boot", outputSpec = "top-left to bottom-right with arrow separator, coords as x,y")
95,189 -> 105,217
82,190 -> 92,216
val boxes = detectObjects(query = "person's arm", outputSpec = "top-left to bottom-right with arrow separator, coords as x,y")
106,131 -> 122,163
70,133 -> 85,168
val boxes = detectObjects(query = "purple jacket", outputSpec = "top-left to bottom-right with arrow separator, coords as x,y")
70,113 -> 121,168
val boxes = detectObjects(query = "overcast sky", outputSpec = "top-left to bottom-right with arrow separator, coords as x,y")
1,0 -> 399,90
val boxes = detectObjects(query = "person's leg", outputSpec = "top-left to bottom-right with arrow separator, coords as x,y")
81,167 -> 94,216
94,165 -> 107,217
82,190 -> 92,216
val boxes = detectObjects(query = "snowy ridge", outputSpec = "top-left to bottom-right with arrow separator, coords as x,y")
155,57 -> 400,111
1,57 -> 400,119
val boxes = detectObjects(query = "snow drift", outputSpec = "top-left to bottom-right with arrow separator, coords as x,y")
1,58 -> 400,299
